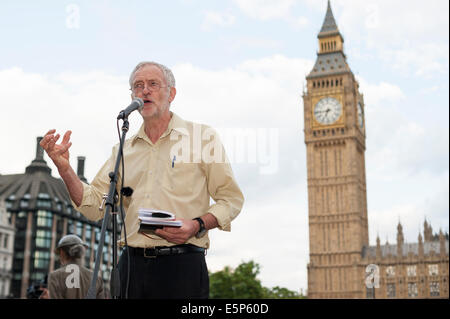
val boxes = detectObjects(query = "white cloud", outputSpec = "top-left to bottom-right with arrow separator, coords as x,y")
305,0 -> 449,78
232,0 -> 309,29
201,10 -> 236,31
418,85 -> 440,95
0,67 -> 132,180
356,76 -> 449,246
368,172 -> 449,245
220,36 -> 283,53
357,76 -> 449,179
378,43 -> 449,77
290,16 -> 309,29
233,0 -> 295,20
171,54 -> 313,130
357,77 -> 406,106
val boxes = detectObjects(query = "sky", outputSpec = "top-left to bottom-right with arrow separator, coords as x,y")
0,0 -> 448,293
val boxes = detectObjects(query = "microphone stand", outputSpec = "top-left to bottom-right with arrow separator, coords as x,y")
85,118 -> 130,299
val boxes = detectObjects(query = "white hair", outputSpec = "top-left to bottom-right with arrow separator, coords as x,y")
129,61 -> 176,89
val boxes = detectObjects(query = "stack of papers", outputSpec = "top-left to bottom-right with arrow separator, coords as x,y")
138,208 -> 182,230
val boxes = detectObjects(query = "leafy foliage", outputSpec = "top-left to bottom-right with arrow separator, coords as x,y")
209,260 -> 305,299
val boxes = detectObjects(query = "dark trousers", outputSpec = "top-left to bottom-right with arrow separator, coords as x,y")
118,246 -> 209,299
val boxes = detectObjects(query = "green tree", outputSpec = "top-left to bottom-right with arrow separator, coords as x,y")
209,260 -> 305,299
209,260 -> 265,298
263,286 -> 305,299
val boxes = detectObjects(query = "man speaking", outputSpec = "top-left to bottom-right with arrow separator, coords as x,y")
40,61 -> 244,299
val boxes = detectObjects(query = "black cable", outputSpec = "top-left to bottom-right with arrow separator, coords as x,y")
117,119 -> 130,299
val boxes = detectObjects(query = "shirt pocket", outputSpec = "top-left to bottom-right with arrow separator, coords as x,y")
161,160 -> 195,196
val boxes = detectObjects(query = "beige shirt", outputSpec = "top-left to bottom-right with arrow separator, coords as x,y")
72,112 -> 244,249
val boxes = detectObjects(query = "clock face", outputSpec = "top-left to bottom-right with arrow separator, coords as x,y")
314,97 -> 342,125
357,102 -> 364,129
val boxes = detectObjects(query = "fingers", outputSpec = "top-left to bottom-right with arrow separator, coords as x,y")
160,227 -> 179,234
40,129 -> 56,149
55,141 -> 72,156
155,226 -> 189,245
62,130 -> 72,144
47,133 -> 60,151
44,129 -> 56,137
155,228 -> 175,242
155,228 -> 170,238
40,129 -> 72,151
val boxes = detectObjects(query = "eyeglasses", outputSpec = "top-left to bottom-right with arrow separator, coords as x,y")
131,81 -> 167,93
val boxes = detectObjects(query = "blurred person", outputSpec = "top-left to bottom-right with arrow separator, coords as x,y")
26,276 -> 48,299
48,234 -> 105,299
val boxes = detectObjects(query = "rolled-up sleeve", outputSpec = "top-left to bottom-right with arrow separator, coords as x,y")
71,146 -> 119,222
203,130 -> 244,231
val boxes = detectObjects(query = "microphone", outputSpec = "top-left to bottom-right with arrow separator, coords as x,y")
117,98 -> 144,119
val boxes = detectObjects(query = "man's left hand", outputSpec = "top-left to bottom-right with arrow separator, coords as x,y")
155,218 -> 199,245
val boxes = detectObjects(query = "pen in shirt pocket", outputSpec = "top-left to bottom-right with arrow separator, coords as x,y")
172,155 -> 176,168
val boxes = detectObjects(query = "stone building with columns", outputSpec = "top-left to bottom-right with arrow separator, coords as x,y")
0,137 -> 117,298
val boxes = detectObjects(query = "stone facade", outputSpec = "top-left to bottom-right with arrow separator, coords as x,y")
363,222 -> 449,299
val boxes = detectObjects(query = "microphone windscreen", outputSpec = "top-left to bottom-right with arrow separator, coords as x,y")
134,97 -> 144,108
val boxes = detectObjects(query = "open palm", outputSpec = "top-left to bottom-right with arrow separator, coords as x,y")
40,129 -> 73,173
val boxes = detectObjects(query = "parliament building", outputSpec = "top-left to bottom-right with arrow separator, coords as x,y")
302,1 -> 449,299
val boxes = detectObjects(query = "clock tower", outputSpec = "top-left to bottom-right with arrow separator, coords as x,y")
303,1 -> 369,298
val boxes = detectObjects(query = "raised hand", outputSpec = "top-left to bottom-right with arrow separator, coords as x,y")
40,129 -> 73,173
40,129 -> 84,206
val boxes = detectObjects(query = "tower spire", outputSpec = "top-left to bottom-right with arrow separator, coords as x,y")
308,0 -> 348,78
319,0 -> 339,35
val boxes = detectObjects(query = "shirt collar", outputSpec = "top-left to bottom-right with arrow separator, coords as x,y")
131,112 -> 189,146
